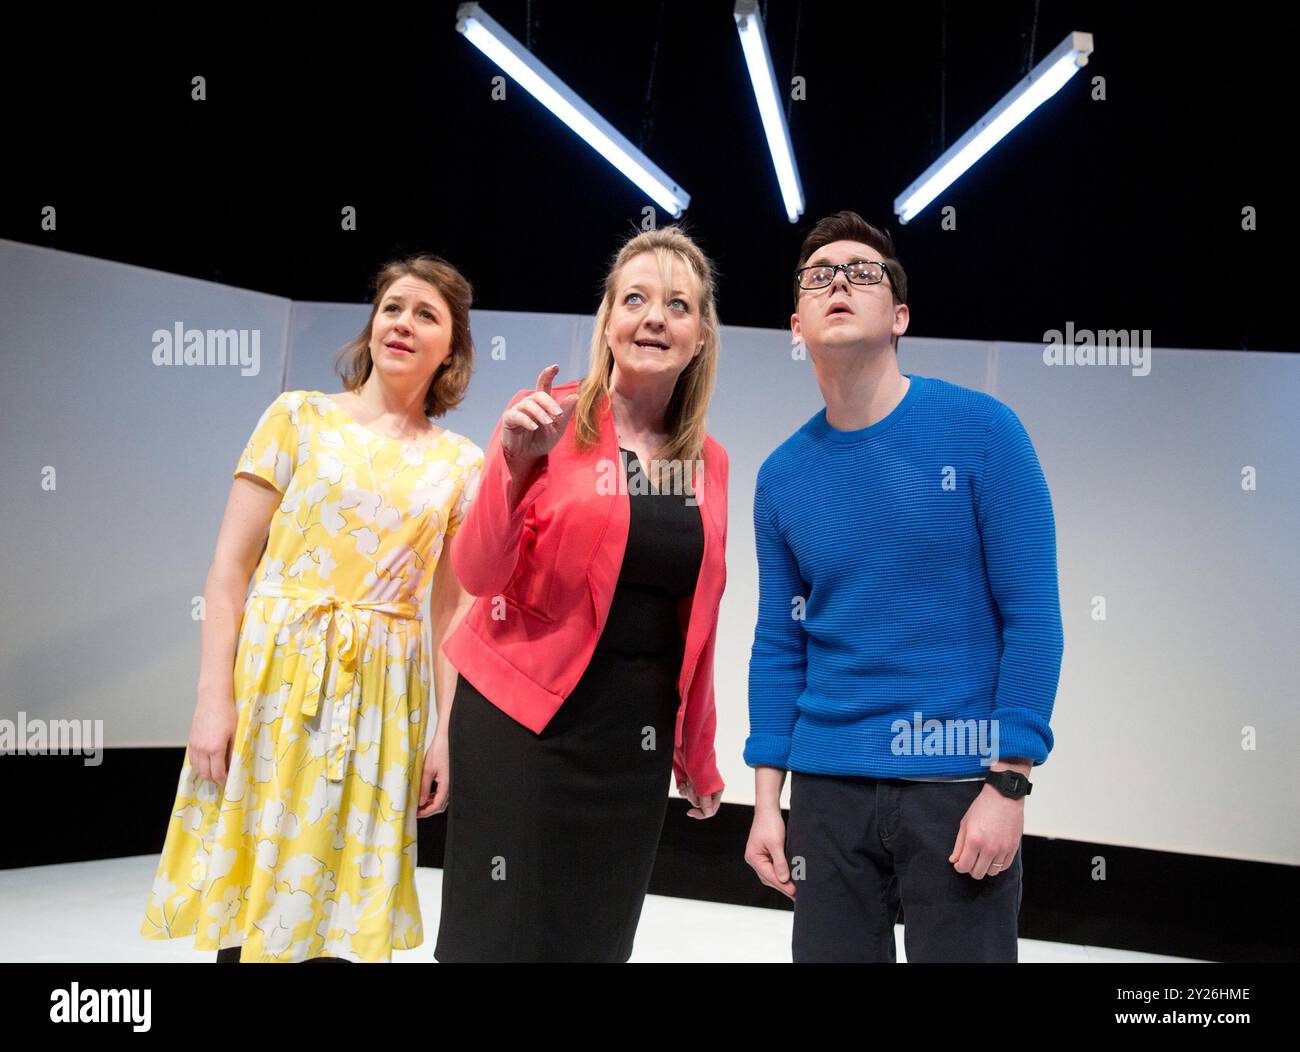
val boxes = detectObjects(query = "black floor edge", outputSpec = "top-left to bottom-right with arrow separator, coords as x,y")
2,748 -> 1295,963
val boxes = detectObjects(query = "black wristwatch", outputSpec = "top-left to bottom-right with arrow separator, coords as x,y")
985,769 -> 1032,799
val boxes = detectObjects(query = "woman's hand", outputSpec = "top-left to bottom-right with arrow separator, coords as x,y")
678,779 -> 722,820
188,688 -> 237,787
500,364 -> 579,470
417,735 -> 450,817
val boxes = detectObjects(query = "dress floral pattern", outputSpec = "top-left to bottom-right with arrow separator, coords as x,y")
140,390 -> 483,962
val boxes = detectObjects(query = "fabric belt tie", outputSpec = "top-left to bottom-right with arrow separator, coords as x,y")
247,585 -> 422,782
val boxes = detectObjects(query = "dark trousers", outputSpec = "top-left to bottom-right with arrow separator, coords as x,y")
786,771 -> 1023,962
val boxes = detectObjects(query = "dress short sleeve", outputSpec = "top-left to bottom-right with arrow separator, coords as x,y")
446,442 -> 485,538
233,391 -> 299,494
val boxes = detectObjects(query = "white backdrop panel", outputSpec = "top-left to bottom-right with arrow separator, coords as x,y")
0,241 -> 287,749
2,242 -> 1295,864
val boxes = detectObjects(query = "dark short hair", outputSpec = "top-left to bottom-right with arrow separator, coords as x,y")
793,210 -> 908,311
335,254 -> 474,418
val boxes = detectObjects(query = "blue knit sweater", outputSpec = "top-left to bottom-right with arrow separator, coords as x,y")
744,373 -> 1064,778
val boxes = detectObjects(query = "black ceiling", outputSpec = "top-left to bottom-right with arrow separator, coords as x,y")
4,1 -> 1288,352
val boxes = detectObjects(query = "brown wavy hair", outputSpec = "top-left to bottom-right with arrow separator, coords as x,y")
574,226 -> 720,493
335,254 -> 474,417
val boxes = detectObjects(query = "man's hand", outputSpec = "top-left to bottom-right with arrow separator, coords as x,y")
950,759 -> 1031,879
745,807 -> 796,900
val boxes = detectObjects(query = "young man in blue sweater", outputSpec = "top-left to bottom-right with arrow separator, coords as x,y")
743,211 -> 1064,962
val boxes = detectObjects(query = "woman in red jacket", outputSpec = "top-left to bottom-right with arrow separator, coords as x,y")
428,226 -> 729,962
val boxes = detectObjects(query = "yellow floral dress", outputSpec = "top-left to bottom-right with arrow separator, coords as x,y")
140,390 -> 483,963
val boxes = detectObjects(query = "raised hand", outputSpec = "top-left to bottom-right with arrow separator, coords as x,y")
500,364 -> 580,467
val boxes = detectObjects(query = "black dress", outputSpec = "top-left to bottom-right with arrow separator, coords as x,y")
434,448 -> 704,962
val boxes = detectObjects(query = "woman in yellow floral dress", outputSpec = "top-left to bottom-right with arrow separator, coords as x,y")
140,256 -> 484,963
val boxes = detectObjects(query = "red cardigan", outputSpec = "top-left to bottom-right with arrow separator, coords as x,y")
443,380 -> 728,798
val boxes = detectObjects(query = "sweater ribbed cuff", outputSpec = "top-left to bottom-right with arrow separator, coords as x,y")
743,733 -> 793,770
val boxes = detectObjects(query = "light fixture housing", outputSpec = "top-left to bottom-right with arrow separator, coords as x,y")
455,2 -> 691,217
733,0 -> 805,222
894,30 -> 1094,224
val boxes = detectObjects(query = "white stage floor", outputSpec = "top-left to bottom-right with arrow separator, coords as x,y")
0,856 -> 1199,963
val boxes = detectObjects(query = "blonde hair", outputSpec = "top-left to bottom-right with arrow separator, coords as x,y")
574,227 -> 720,492
335,254 -> 474,417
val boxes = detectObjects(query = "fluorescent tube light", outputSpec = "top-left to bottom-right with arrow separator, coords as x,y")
455,2 -> 691,217
733,0 -> 805,222
894,30 -> 1094,224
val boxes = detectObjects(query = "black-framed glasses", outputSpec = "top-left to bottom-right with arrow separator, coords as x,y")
796,260 -> 890,290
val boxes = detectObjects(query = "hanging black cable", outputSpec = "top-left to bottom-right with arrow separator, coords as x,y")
785,0 -> 804,125
1026,0 -> 1040,74
939,0 -> 947,154
639,0 -> 666,151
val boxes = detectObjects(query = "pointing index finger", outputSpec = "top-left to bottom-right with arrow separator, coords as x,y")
536,364 -> 560,396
